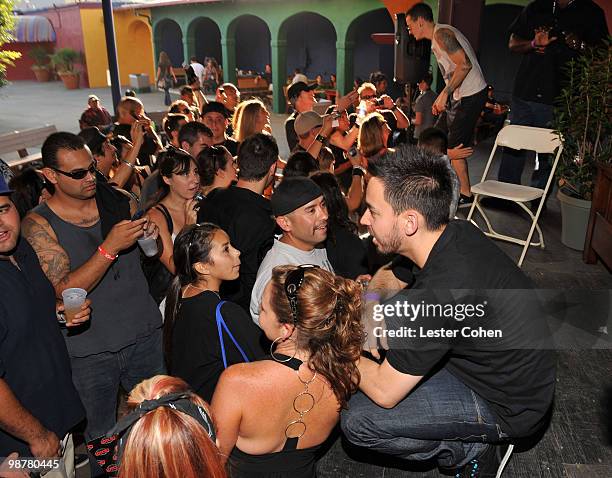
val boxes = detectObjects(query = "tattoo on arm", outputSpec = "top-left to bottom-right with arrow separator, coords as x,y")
21,215 -> 70,291
436,28 -> 472,95
436,28 -> 462,54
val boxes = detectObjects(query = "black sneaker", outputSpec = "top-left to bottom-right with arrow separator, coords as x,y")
458,194 -> 475,209
457,443 -> 514,478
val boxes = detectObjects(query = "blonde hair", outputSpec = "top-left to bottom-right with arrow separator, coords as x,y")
358,112 -> 387,158
234,99 -> 265,143
358,82 -> 376,97
231,101 -> 246,134
118,97 -> 144,118
119,375 -> 226,478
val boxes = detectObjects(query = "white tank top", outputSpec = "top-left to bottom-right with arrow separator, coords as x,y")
432,23 -> 486,100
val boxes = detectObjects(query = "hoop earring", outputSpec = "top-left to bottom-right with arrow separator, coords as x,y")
270,336 -> 296,363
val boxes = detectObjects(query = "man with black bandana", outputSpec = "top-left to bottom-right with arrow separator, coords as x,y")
498,0 -> 608,188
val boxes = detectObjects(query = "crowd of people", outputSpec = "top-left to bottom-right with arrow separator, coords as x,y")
0,1 -> 608,477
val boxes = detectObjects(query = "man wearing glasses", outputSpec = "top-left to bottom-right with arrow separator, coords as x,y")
21,132 -> 164,476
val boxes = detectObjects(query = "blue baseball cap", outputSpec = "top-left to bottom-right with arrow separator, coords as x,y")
0,173 -> 13,196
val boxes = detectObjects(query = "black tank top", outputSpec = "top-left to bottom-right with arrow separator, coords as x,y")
227,354 -> 323,478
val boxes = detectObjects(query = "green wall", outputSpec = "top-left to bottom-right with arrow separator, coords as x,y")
147,0 -> 531,112
149,0 -> 392,112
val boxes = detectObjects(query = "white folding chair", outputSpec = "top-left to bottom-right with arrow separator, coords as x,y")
466,125 -> 563,267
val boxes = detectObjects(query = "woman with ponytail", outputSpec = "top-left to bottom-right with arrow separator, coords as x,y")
118,375 -> 226,478
165,223 -> 266,403
212,265 -> 365,478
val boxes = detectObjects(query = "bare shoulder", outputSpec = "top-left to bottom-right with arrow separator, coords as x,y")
435,27 -> 462,53
21,212 -> 58,244
21,211 -> 70,288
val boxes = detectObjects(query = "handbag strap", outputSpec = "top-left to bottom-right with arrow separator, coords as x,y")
215,300 -> 250,369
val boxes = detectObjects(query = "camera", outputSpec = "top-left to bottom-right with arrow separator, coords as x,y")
375,98 -> 385,107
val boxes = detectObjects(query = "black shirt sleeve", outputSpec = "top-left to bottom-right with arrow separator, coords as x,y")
391,255 -> 415,286
285,116 -> 298,151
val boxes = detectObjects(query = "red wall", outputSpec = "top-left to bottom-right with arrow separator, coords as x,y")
39,5 -> 89,87
4,42 -> 54,81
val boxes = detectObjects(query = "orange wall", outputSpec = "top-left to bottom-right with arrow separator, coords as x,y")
79,8 -> 155,88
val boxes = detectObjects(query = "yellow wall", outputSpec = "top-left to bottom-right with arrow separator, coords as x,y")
80,8 -> 155,88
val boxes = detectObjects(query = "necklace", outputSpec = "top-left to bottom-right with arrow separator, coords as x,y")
185,283 -> 220,298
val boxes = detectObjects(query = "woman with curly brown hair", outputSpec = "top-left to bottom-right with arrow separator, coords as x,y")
211,265 -> 365,477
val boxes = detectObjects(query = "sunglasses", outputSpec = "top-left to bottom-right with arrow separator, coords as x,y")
284,265 -> 319,324
51,162 -> 97,180
361,94 -> 376,100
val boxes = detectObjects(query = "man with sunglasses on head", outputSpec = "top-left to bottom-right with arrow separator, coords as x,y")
250,176 -> 333,325
21,132 -> 165,477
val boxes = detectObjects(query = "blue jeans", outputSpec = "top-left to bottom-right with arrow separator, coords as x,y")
70,329 -> 165,476
341,368 -> 508,469
497,97 -> 554,188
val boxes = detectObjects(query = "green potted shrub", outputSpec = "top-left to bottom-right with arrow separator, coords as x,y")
29,46 -> 51,82
554,39 -> 611,250
50,48 -> 81,89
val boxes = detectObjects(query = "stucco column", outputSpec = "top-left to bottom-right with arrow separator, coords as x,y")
271,39 -> 287,114
335,40 -> 354,96
182,37 -> 190,65
221,37 -> 237,85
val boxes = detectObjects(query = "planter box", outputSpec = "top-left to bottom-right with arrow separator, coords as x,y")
584,163 -> 612,268
129,73 -> 151,93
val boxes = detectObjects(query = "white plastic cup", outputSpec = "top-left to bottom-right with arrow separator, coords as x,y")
61,288 -> 87,325
138,235 -> 158,257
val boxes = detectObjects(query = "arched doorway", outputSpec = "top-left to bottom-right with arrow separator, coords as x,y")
280,12 -> 336,81
154,19 -> 184,66
187,17 -> 222,65
231,15 -> 271,73
122,20 -> 154,83
479,4 -> 524,100
346,9 -> 395,87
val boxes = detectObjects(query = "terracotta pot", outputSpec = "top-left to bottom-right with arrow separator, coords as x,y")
32,67 -> 50,82
59,72 -> 80,89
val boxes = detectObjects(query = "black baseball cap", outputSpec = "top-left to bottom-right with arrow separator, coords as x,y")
201,101 -> 230,118
287,81 -> 317,102
271,177 -> 323,216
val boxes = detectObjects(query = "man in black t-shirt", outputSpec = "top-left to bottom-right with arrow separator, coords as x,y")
498,0 -> 608,186
341,146 -> 556,477
0,177 -> 88,475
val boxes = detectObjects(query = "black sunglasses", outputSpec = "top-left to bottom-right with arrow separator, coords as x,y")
51,162 -> 97,180
284,265 -> 319,323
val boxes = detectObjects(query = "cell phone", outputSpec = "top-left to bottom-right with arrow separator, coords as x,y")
348,147 -> 358,158
130,111 -> 140,121
375,98 -> 385,107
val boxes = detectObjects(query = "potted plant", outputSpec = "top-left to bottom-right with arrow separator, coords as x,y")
29,46 -> 52,82
554,39 -> 611,251
50,48 -> 81,89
